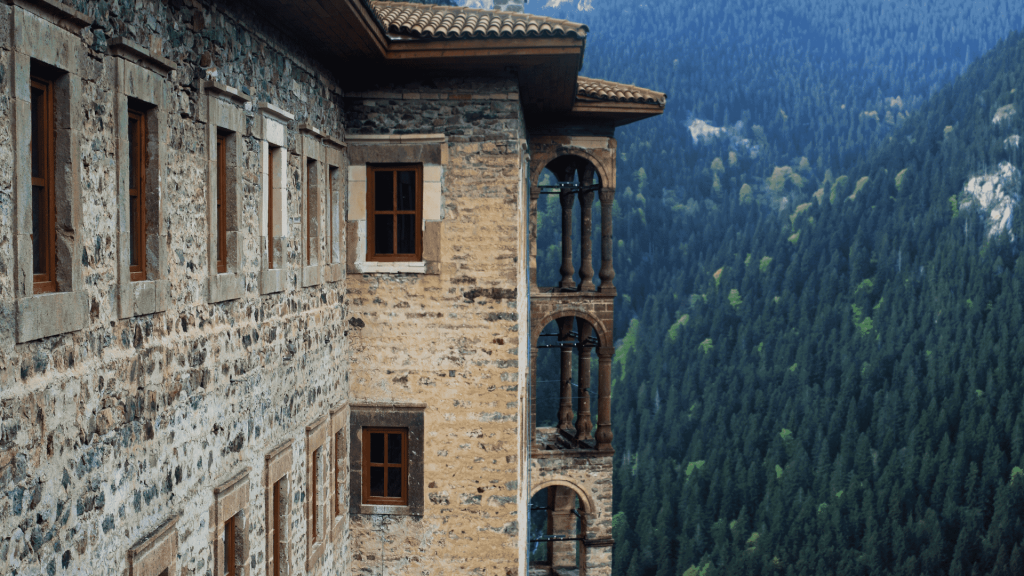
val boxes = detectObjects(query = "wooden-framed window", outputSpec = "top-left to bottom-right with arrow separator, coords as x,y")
267,147 -> 276,270
270,477 -> 286,576
216,133 -> 228,274
212,470 -> 248,576
327,165 -> 338,264
264,440 -> 291,576
362,427 -> 408,505
30,76 -> 56,294
223,512 -> 240,576
128,108 -> 148,281
306,158 -> 317,266
367,165 -> 422,262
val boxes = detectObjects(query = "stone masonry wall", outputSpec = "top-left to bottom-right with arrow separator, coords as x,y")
343,77 -> 527,576
0,2 -> 351,575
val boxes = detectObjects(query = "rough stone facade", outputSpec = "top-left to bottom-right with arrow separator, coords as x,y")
0,1 -> 650,575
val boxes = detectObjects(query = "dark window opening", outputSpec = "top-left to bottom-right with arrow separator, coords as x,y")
128,108 -> 148,281
216,133 -> 228,274
367,165 -> 422,262
362,427 -> 408,505
30,75 -> 56,294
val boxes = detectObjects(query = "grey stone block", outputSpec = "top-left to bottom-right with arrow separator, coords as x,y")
16,290 -> 89,343
260,269 -> 287,295
301,266 -> 322,288
209,273 -> 243,304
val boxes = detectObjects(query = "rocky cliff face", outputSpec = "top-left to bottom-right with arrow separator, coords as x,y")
961,161 -> 1022,239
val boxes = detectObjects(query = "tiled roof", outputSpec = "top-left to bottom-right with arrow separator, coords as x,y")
371,1 -> 589,40
576,77 -> 666,106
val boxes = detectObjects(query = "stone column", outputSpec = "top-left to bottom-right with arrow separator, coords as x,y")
529,186 -> 539,291
598,187 -> 615,294
578,187 -> 596,291
559,190 -> 576,290
551,487 -> 579,570
595,347 -> 614,451
530,346 -> 539,447
557,318 -> 576,434
575,322 -> 594,443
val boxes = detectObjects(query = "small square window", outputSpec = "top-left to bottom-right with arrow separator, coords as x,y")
362,428 -> 408,506
367,165 -> 422,262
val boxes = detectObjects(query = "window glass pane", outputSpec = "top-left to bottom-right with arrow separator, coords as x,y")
387,467 -> 402,498
375,215 -> 394,255
370,467 -> 385,497
128,115 -> 139,190
397,171 -> 416,211
30,86 -> 41,179
388,434 -> 402,464
397,214 -> 415,254
375,170 -> 393,211
370,432 -> 385,463
129,195 -> 139,266
32,185 -> 44,275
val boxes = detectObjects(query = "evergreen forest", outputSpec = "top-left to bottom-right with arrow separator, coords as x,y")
520,0 -> 1024,574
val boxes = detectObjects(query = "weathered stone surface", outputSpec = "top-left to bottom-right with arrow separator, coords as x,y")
0,3 -> 618,576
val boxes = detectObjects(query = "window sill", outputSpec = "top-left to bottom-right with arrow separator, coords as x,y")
209,272 -> 243,303
16,290 -> 89,343
323,263 -> 344,283
119,280 -> 169,319
301,265 -> 322,288
351,503 -> 421,517
354,260 -> 432,275
259,268 -> 286,295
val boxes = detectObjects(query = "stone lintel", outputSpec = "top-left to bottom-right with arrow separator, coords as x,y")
298,123 -> 322,138
324,133 -> 347,149
265,440 -> 293,484
203,80 -> 251,105
257,101 -> 294,122
350,400 -> 428,411
8,0 -> 92,32
347,133 -> 445,145
128,514 -> 179,576
109,37 -> 176,76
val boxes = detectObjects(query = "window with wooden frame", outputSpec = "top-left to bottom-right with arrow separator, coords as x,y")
223,512 -> 241,576
216,133 -> 228,274
367,165 -> 422,262
327,165 -> 341,265
30,76 -> 56,294
264,440 -> 291,576
128,108 -> 148,281
362,428 -> 408,505
305,158 -> 320,267
266,147 -> 276,270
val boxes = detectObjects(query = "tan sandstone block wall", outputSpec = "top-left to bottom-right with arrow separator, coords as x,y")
344,78 -> 527,576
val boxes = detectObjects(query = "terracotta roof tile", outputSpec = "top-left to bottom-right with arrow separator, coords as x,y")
372,1 -> 588,40
576,76 -> 666,106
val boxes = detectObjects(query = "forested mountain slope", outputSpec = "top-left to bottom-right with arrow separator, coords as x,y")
610,30 -> 1024,576
517,1 -> 1024,575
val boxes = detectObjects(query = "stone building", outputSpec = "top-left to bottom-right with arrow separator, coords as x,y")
0,1 -> 664,575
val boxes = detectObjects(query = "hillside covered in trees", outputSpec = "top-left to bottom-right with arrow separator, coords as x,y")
523,0 -> 1024,574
